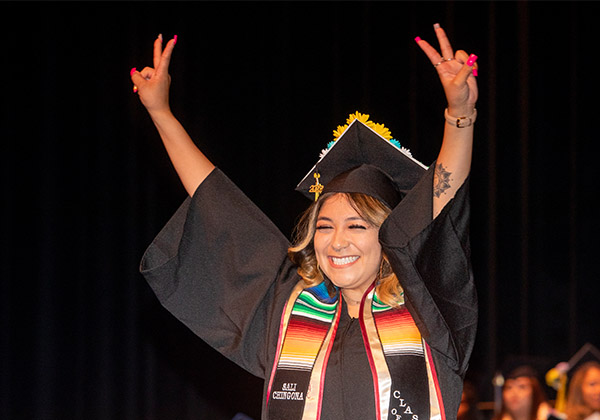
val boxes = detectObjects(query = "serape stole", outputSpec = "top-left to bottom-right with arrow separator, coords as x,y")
266,280 -> 444,420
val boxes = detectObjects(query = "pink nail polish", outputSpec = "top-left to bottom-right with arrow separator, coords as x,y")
466,54 -> 478,67
130,67 -> 136,76
472,68 -> 478,77
414,36 -> 422,43
433,23 -> 441,29
173,35 -> 178,45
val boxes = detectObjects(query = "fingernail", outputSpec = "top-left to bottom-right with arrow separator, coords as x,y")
472,68 -> 478,77
466,54 -> 478,67
433,23 -> 441,29
414,36 -> 422,43
173,35 -> 178,45
158,33 -> 163,42
130,67 -> 137,76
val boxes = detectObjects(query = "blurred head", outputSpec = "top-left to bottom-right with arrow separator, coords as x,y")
498,367 -> 547,420
503,377 -> 534,417
567,362 -> 600,420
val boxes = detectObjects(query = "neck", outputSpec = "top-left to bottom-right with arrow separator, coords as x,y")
341,290 -> 363,306
341,289 -> 365,319
343,296 -> 361,319
340,278 -> 378,308
342,292 -> 362,306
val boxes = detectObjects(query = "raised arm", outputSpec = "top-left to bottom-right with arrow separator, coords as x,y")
131,35 -> 215,197
415,24 -> 478,218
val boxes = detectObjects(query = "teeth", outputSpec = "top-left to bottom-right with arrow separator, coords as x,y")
331,256 -> 359,265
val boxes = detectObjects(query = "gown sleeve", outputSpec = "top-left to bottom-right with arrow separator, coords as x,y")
139,168 -> 298,378
378,162 -> 477,378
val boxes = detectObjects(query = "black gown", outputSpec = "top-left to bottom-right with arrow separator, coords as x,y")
140,165 -> 477,420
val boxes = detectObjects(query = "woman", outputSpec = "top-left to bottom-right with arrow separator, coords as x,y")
493,366 -> 562,420
566,362 -> 600,420
132,24 -> 478,420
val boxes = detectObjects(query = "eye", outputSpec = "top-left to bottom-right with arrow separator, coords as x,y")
315,224 -> 332,230
349,224 -> 367,230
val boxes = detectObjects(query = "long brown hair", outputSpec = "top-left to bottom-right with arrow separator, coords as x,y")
287,192 -> 403,306
566,361 -> 600,420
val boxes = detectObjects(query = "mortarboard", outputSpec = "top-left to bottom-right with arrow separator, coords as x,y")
295,112 -> 428,208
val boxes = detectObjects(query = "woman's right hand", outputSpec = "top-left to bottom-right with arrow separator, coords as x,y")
130,35 -> 177,116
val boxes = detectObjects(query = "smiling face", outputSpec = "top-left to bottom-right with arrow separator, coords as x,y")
582,367 -> 600,412
313,193 -> 382,298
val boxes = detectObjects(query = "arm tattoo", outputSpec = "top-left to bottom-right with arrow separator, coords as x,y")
433,163 -> 452,198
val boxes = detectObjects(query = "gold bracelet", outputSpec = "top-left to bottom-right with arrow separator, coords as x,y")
445,108 -> 477,128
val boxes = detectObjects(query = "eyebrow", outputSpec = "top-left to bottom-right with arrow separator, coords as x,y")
316,216 -> 366,222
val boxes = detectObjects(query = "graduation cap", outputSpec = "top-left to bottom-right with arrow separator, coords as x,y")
545,343 -> 600,412
295,112 -> 428,208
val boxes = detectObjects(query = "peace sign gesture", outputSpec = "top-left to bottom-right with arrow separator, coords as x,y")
415,24 -> 478,117
130,34 -> 178,115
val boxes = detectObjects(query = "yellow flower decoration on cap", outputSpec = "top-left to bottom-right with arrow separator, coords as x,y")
346,111 -> 371,125
332,124 -> 349,140
332,111 -> 393,142
371,122 -> 392,140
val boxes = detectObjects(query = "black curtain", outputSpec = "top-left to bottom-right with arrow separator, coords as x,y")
2,1 -> 598,419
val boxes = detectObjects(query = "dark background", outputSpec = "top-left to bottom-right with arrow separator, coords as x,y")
2,1 -> 599,419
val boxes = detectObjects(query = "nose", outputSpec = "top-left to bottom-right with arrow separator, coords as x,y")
331,229 -> 348,252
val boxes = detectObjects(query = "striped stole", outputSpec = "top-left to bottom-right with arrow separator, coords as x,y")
266,281 -> 340,420
266,281 -> 443,420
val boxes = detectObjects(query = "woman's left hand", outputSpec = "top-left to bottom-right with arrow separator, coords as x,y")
415,24 -> 478,117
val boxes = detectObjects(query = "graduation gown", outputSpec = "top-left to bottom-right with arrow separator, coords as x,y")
140,164 -> 477,420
